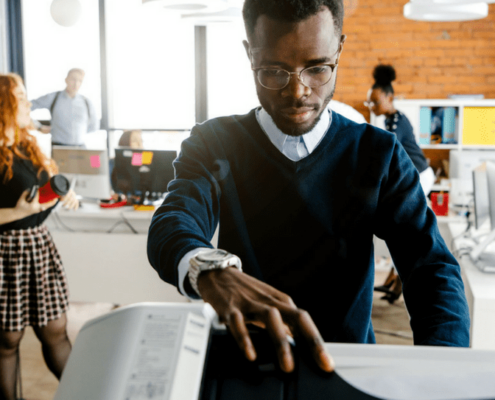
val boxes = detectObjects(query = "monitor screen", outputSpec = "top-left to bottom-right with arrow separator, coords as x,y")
449,150 -> 495,206
486,162 -> 495,231
113,148 -> 177,198
472,164 -> 490,230
52,146 -> 112,199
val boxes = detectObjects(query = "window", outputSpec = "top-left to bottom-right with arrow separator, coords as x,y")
22,0 -> 101,121
207,22 -> 259,119
105,0 -> 196,130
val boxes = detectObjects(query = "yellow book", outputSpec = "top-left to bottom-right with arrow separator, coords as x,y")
462,107 -> 495,145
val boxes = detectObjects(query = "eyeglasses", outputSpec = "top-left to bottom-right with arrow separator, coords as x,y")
363,101 -> 377,108
252,63 -> 339,90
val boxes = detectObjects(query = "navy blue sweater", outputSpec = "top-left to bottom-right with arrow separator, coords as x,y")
148,109 -> 470,346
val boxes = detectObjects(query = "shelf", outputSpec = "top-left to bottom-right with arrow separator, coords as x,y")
394,99 -> 495,108
431,184 -> 450,191
460,145 -> 495,150
420,144 -> 459,150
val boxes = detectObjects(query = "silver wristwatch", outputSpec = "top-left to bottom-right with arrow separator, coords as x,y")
188,249 -> 242,296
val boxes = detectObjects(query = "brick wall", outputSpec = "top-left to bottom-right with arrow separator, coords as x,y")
334,1 -> 495,121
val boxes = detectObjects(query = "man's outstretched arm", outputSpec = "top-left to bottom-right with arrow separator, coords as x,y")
147,128 -> 333,372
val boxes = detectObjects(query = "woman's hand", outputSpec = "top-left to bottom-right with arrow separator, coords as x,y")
15,189 -> 58,218
60,189 -> 79,210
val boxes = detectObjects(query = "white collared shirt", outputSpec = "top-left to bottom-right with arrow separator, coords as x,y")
256,106 -> 332,161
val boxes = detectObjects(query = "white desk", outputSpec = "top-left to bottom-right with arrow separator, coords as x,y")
45,203 -> 188,304
449,222 -> 495,350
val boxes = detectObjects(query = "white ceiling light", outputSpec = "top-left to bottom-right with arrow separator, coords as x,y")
142,0 -> 229,14
50,0 -> 82,27
181,7 -> 242,24
404,1 -> 488,21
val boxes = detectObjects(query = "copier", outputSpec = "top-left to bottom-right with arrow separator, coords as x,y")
54,303 -> 495,400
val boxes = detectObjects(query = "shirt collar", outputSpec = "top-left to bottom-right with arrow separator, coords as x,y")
256,106 -> 332,154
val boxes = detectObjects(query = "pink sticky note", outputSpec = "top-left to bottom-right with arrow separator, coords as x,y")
131,152 -> 143,166
90,155 -> 101,168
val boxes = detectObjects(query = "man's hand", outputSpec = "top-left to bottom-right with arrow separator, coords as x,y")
197,267 -> 334,373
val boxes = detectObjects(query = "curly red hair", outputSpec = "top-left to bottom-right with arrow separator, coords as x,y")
0,73 -> 57,183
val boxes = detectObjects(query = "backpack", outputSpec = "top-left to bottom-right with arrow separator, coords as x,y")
50,91 -> 91,119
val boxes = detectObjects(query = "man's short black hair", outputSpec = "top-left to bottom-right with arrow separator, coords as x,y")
242,0 -> 344,41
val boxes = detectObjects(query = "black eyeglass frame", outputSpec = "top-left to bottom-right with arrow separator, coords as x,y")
251,62 -> 340,90
249,39 -> 345,91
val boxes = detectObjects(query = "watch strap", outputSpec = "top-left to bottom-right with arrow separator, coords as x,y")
188,250 -> 242,296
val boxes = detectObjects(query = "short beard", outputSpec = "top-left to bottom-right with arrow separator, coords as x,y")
261,86 -> 335,137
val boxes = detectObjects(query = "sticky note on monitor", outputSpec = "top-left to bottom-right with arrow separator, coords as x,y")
90,155 -> 101,168
142,151 -> 153,165
131,152 -> 143,166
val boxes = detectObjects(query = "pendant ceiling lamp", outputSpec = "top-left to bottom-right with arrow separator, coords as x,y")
142,0 -> 229,14
403,0 -> 488,21
181,7 -> 242,24
50,0 -> 82,27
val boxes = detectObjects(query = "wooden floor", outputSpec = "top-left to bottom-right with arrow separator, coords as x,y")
17,268 -> 412,400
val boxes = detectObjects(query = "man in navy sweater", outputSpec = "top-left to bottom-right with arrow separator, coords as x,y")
148,0 -> 470,373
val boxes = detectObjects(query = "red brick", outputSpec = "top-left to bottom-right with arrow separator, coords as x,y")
428,40 -> 462,49
472,67 -> 495,75
442,84 -> 473,93
370,41 -> 402,50
422,67 -> 443,75
406,75 -> 429,84
443,49 -> 474,58
427,75 -> 457,84
343,42 -> 371,51
394,84 -> 414,93
343,24 -> 372,34
423,59 -> 438,67
437,58 -> 454,67
428,22 -> 461,30
466,58 -> 484,66
446,31 -> 473,40
414,49 -> 444,58
321,0 -> 494,105
370,6 -> 403,15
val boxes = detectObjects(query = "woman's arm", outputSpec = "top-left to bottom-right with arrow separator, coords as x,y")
0,189 -> 58,225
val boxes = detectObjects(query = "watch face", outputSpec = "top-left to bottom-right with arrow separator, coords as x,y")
197,249 -> 229,262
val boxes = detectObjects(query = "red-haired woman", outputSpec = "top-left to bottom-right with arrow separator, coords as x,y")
0,73 -> 78,399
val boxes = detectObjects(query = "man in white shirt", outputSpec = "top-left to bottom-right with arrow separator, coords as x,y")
30,68 -> 99,146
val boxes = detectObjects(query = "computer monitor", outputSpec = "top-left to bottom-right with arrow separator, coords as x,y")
449,150 -> 495,206
472,163 -> 490,230
113,148 -> 177,199
486,162 -> 495,231
469,161 -> 495,272
52,147 -> 112,199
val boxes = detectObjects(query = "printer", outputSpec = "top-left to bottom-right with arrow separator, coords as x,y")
54,303 -> 495,400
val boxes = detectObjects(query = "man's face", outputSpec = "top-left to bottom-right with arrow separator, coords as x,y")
245,8 -> 343,136
14,83 -> 32,129
65,71 -> 84,96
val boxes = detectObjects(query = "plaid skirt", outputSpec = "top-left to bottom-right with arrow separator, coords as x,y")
0,225 -> 69,331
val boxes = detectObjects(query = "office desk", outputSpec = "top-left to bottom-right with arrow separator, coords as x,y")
449,222 -> 495,350
45,203 -> 188,304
